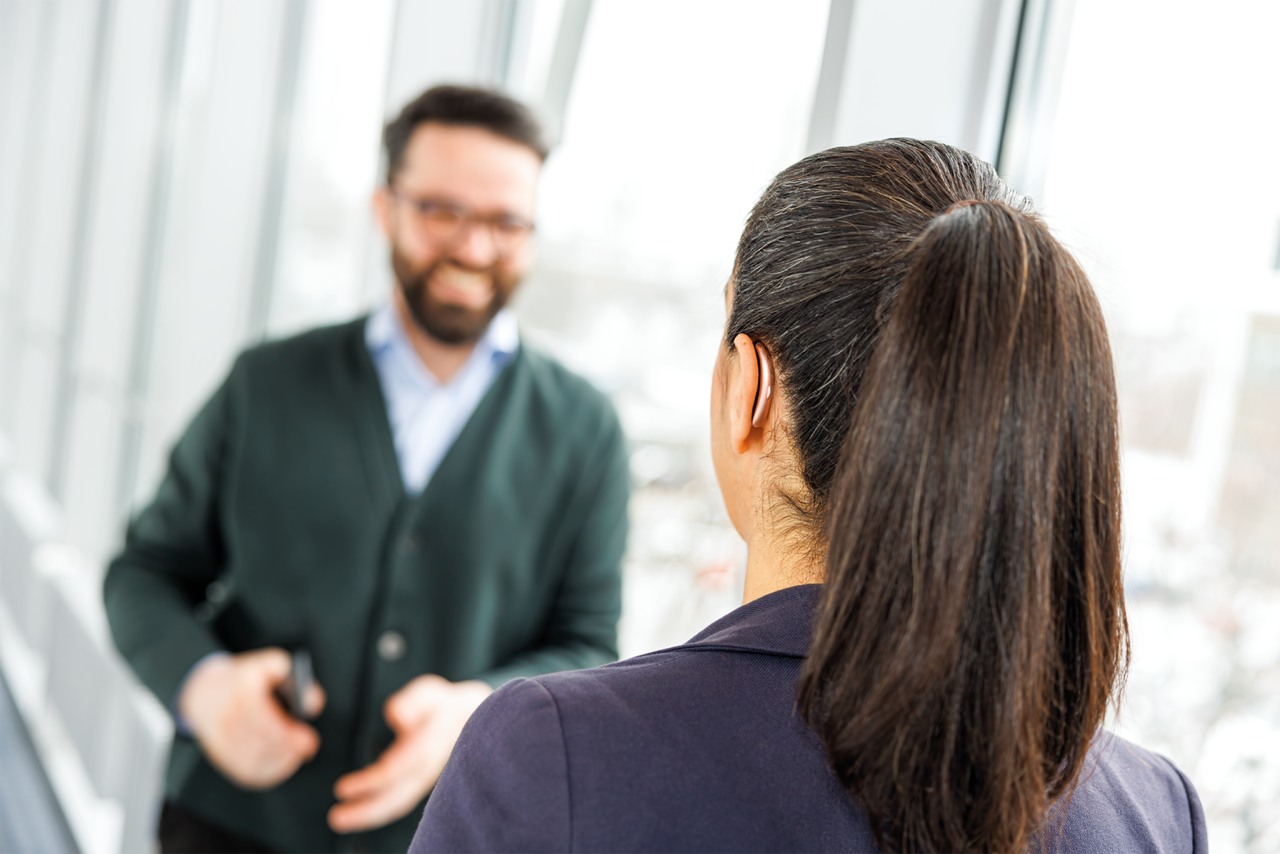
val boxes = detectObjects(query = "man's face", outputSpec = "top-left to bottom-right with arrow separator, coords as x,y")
376,123 -> 541,345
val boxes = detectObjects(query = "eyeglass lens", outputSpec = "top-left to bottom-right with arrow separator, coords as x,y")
413,202 -> 530,253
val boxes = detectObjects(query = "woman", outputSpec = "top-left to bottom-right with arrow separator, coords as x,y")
409,140 -> 1206,853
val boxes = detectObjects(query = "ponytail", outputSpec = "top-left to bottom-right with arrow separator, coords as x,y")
796,201 -> 1126,853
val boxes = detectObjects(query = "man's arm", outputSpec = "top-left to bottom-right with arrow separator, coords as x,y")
104,378 -> 234,706
104,366 -> 324,789
478,402 -> 631,687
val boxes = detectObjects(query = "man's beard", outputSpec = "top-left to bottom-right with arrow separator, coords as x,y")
390,246 -> 518,345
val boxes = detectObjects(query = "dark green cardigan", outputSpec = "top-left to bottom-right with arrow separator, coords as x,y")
103,318 -> 631,852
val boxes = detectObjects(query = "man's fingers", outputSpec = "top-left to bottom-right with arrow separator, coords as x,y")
385,698 -> 428,734
304,682 -> 326,719
208,716 -> 318,791
180,647 -> 324,791
333,764 -> 385,802
251,647 -> 294,684
273,716 -> 320,763
330,677 -> 490,833
261,699 -> 321,760
328,777 -> 424,834
333,737 -> 415,800
385,675 -> 444,732
286,721 -> 321,760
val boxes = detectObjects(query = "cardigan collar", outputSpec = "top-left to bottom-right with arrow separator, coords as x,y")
682,584 -> 823,659
345,313 -> 525,509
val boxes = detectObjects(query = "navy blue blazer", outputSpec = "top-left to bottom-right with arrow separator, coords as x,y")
412,585 -> 1207,853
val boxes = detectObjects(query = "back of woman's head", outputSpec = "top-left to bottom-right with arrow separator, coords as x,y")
728,140 -> 1127,853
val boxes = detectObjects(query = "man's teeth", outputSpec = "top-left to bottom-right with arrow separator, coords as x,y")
437,270 -> 490,292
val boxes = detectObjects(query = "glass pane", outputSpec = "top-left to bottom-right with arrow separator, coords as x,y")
1039,2 -> 1280,850
265,0 -> 396,337
516,0 -> 830,656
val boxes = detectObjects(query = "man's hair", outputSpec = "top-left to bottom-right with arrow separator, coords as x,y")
382,85 -> 549,183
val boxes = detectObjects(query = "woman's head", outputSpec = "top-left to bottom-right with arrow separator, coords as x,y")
725,140 -> 1033,525
722,140 -> 1127,852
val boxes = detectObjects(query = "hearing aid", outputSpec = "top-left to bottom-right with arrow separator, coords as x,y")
752,342 -> 773,428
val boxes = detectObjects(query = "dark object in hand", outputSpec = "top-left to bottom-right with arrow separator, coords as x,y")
274,649 -> 315,720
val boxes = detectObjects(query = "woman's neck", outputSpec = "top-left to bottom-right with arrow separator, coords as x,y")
740,531 -> 824,604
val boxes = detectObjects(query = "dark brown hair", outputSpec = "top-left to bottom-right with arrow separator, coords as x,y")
383,84 -> 549,183
728,140 -> 1127,852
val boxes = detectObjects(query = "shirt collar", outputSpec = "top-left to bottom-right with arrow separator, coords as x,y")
483,307 -> 520,359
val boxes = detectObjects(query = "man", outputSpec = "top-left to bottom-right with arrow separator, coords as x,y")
104,86 -> 630,853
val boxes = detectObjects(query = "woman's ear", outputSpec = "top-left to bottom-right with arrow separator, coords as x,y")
730,333 -> 773,454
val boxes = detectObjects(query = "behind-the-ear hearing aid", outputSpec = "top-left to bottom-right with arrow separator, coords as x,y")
752,342 -> 773,428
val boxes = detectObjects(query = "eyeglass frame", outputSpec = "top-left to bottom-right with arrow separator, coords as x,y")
385,185 -> 536,257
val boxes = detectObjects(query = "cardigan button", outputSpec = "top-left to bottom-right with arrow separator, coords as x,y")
377,630 -> 406,661
398,534 -> 419,556
206,580 -> 228,603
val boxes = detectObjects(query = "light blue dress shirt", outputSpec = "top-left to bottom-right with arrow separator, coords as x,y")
364,302 -> 520,495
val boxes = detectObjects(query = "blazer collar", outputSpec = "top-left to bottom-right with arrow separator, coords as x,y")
683,584 -> 823,659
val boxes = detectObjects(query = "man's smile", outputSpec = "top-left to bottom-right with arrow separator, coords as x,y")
428,263 -> 496,311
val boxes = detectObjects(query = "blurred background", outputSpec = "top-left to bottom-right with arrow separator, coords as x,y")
0,0 -> 1276,851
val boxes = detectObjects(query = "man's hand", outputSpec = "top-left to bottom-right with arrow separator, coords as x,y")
179,648 -> 326,790
328,675 -> 493,833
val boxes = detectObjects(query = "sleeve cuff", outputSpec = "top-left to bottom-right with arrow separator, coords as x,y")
169,650 -> 230,736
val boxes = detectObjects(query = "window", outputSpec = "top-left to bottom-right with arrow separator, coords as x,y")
1038,2 -> 1280,847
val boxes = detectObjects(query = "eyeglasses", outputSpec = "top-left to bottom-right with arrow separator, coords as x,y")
388,187 -> 535,256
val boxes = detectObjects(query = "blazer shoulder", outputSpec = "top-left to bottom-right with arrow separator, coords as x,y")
1038,732 -> 1207,853
527,645 -> 706,710
413,678 -> 571,853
